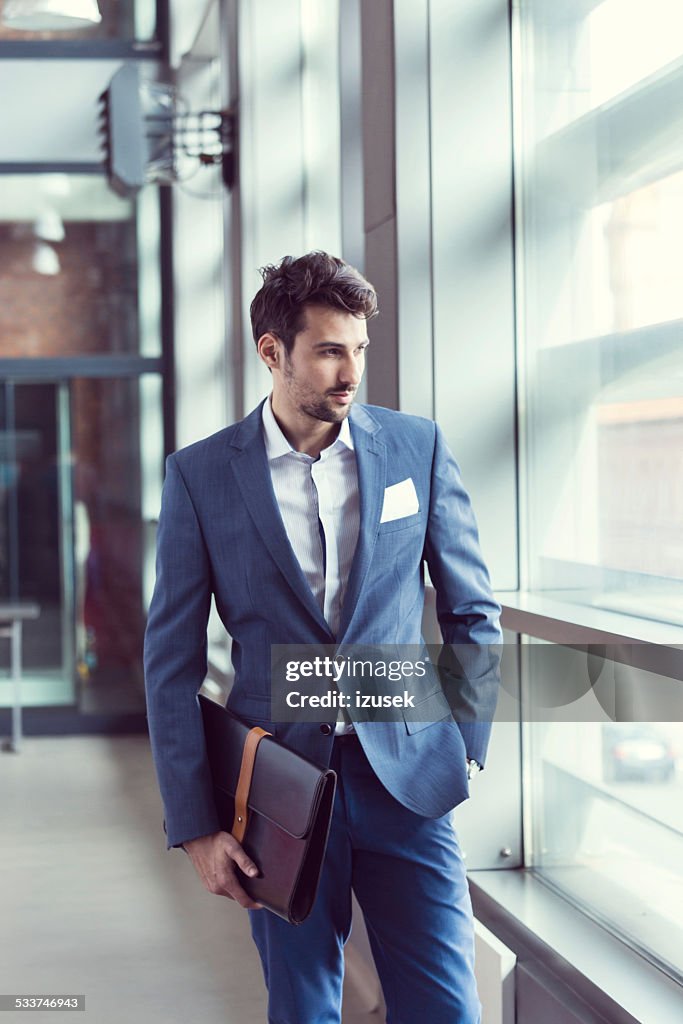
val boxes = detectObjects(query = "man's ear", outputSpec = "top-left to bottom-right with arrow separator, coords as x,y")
257,332 -> 282,371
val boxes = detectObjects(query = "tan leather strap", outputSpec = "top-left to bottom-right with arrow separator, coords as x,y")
232,726 -> 270,843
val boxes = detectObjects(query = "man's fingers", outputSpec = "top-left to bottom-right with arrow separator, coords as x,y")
224,876 -> 264,909
223,838 -> 259,878
205,870 -> 261,908
185,832 -> 262,908
218,853 -> 263,908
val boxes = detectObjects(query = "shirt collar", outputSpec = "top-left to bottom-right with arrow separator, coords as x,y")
261,395 -> 354,460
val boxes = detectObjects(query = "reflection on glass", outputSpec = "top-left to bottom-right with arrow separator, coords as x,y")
0,175 -> 160,357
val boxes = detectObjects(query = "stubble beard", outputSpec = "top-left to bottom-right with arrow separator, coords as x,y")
284,360 -> 354,424
301,397 -> 350,424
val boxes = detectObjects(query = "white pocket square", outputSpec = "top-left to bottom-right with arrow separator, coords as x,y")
380,477 -> 420,523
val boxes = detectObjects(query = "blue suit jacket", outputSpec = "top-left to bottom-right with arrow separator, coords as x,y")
144,401 -> 502,848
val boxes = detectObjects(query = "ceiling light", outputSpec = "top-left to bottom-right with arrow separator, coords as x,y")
2,0 -> 102,30
34,209 -> 65,242
32,242 -> 61,276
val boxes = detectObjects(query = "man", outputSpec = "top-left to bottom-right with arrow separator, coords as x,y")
144,251 -> 502,1024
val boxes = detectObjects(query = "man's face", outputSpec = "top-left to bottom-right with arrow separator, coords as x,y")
275,304 -> 369,424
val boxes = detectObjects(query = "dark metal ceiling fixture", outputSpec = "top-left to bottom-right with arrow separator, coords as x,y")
98,65 -> 236,198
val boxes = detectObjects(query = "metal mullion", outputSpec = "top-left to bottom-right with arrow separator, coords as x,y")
0,41 -> 161,59
0,357 -> 163,381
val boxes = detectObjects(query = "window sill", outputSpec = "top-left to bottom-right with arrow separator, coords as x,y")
470,868 -> 683,1024
496,590 -> 683,679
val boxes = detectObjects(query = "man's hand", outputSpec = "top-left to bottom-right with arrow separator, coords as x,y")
183,831 -> 264,909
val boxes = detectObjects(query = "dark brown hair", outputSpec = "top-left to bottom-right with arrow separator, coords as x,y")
250,251 -> 378,353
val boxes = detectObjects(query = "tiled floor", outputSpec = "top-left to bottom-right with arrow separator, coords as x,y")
0,735 -> 383,1024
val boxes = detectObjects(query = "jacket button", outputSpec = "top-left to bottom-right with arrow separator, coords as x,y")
320,723 -> 332,735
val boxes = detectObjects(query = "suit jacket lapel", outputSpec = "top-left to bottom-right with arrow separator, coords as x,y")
229,403 -> 333,636
337,406 -> 386,638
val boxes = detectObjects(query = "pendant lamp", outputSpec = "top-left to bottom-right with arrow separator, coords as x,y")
2,0 -> 102,30
32,242 -> 61,276
34,209 -> 65,243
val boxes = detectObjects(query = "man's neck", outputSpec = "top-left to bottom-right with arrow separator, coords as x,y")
269,397 -> 341,458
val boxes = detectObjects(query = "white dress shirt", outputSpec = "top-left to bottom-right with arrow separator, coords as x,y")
262,398 -> 360,733
261,396 -> 360,634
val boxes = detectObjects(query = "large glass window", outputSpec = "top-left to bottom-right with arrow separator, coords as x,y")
514,0 -> 683,980
515,0 -> 683,627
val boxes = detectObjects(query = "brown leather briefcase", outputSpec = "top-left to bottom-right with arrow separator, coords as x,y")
198,693 -> 337,925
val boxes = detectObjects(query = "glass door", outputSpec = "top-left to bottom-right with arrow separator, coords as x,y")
0,174 -> 165,724
0,380 -> 75,706
0,374 -> 163,717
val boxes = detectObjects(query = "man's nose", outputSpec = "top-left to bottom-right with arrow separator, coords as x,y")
338,356 -> 363,388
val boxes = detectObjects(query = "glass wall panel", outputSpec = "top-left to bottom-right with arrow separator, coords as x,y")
0,381 -> 70,702
0,175 -> 161,358
524,643 -> 683,976
515,0 -> 683,626
0,375 -> 163,715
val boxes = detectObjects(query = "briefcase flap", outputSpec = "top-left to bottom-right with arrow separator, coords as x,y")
199,694 -> 330,840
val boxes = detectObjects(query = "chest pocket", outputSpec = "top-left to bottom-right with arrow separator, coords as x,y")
378,512 -> 423,535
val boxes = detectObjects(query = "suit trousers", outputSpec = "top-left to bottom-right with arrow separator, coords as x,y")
248,734 -> 481,1024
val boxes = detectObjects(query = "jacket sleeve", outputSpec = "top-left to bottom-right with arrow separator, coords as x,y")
143,454 -> 222,849
422,423 -> 503,767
